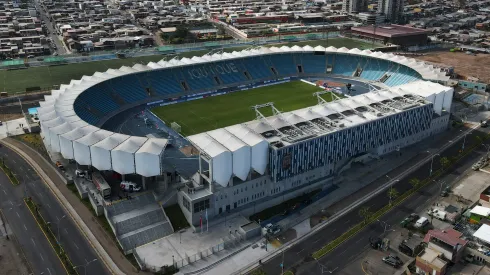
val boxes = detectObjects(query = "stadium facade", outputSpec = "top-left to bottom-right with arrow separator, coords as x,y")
37,45 -> 453,227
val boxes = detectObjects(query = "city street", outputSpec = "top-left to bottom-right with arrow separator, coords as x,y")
258,126 -> 489,275
0,145 -> 108,275
34,0 -> 66,54
0,166 -> 65,275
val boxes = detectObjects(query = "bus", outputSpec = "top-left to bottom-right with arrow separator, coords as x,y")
92,172 -> 111,199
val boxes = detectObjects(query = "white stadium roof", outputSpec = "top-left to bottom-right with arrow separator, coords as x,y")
37,45 -> 451,179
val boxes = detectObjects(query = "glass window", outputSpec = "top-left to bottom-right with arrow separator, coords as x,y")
193,199 -> 210,213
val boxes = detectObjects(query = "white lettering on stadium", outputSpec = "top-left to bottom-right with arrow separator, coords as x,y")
188,63 -> 239,79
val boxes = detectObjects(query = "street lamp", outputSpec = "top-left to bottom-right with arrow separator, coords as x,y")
315,259 -> 338,274
430,153 -> 441,176
433,180 -> 446,194
385,175 -> 400,206
460,130 -> 468,151
377,219 -> 395,235
179,229 -> 186,244
281,245 -> 291,275
73,258 -> 97,275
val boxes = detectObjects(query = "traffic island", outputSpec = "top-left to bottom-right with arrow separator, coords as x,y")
24,197 -> 78,275
0,157 -> 20,185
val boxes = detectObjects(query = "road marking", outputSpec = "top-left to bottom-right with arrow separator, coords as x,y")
339,249 -> 347,256
64,228 -> 68,234
332,228 -> 336,232
46,203 -> 51,209
2,190 -> 6,195
31,238 -> 36,246
313,239 -> 322,243
355,237 -> 364,244
16,212 -> 20,218
11,159 -> 15,164
74,243 -> 79,250
46,268 -> 52,275
297,248 -> 305,254
344,220 -> 350,224
39,253 -> 44,262
9,200 -> 13,206
24,224 -> 27,231
39,193 -> 43,197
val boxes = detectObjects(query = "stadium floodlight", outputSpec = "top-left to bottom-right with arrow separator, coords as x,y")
313,91 -> 339,105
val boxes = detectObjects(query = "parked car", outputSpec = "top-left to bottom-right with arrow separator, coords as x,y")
0,121 -> 3,126
382,255 -> 402,268
369,237 -> 382,249
414,217 -> 429,228
264,223 -> 281,235
75,169 -> 87,178
55,161 -> 64,170
120,181 -> 141,192
400,213 -> 419,228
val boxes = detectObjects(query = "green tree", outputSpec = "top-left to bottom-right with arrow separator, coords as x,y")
358,206 -> 372,224
440,157 -> 450,169
409,178 -> 420,190
387,187 -> 399,206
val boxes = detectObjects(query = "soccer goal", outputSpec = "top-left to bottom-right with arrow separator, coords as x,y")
171,122 -> 181,133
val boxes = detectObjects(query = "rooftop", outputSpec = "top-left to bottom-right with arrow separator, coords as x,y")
419,247 -> 447,269
351,24 -> 429,38
423,228 -> 468,247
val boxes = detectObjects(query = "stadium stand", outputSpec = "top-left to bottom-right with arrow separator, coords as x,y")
64,48 -> 444,128
108,193 -> 174,252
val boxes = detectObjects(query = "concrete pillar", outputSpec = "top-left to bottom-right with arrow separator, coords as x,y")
142,176 -> 146,190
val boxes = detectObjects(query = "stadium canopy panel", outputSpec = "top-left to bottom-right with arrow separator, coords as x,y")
188,133 -> 232,187
207,128 -> 251,181
90,133 -> 130,171
73,130 -> 114,166
111,137 -> 149,175
225,124 -> 269,175
135,139 -> 169,177
60,126 -> 99,160
36,45 -> 452,179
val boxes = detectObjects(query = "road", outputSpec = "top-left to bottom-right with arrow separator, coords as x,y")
34,0 -> 66,54
0,145 -> 108,275
0,170 -> 65,275
258,127 -> 489,275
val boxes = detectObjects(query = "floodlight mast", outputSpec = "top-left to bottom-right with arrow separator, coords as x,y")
251,102 -> 306,136
313,91 -> 353,122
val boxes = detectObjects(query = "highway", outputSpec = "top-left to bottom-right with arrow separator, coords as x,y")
0,169 -> 65,275
258,127 -> 489,275
0,145 -> 109,275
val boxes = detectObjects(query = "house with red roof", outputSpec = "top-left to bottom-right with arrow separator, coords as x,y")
423,228 -> 468,263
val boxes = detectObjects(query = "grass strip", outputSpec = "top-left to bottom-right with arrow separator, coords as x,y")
0,159 -> 20,185
312,133 -> 490,259
24,197 -> 78,274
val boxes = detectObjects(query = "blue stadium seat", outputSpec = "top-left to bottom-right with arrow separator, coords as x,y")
267,54 -> 298,76
147,69 -> 184,96
332,54 -> 358,76
240,57 -> 274,79
301,53 -> 326,74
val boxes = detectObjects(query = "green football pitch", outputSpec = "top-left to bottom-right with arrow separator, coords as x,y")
0,37 -> 376,94
151,81 -> 337,136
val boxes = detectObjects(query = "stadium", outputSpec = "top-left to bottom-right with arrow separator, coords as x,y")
37,45 -> 453,253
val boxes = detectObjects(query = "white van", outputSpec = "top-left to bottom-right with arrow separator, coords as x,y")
415,217 -> 429,228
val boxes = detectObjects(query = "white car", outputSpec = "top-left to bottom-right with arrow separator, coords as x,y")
120,181 -> 141,192
75,169 -> 87,178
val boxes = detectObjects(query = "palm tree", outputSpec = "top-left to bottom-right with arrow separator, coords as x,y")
409,178 -> 420,190
387,187 -> 399,206
440,157 -> 450,169
358,206 -> 372,224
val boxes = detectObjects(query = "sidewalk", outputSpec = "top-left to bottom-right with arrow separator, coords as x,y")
0,138 -> 145,275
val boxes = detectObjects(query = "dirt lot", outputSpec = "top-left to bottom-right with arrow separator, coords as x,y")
416,51 -> 490,83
